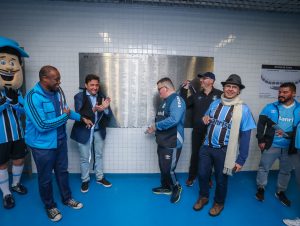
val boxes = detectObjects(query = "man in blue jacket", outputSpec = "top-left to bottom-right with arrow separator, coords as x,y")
24,65 -> 92,222
283,114 -> 300,226
256,82 -> 300,207
146,77 -> 186,204
71,74 -> 112,193
193,74 -> 256,216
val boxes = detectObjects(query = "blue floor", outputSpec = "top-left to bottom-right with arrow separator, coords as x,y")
0,171 -> 299,226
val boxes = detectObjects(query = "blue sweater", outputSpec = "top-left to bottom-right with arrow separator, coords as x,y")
24,83 -> 81,149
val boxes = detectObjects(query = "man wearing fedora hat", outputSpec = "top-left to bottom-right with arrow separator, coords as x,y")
193,74 -> 256,216
180,72 -> 222,187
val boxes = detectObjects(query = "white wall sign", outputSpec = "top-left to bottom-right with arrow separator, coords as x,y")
260,65 -> 300,99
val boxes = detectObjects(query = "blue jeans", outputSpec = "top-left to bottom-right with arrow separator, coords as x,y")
256,147 -> 292,191
198,145 -> 228,204
30,139 -> 71,209
77,131 -> 105,182
289,152 -> 300,189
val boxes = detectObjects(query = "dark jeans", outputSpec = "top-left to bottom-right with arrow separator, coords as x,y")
198,145 -> 228,204
30,139 -> 72,209
188,128 -> 205,180
157,145 -> 181,189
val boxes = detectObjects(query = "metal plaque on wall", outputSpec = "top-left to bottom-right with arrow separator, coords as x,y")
79,53 -> 213,128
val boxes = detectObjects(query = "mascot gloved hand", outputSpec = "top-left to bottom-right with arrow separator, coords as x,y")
0,36 -> 29,210
4,87 -> 19,105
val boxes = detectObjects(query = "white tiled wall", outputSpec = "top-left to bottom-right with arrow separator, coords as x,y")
1,0 -> 300,173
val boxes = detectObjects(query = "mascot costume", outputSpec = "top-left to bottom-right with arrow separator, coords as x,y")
0,36 -> 29,209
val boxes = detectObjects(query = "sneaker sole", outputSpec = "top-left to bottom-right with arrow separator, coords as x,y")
172,195 -> 181,203
81,189 -> 89,193
50,214 -> 62,222
69,204 -> 83,210
153,191 -> 172,195
275,193 -> 291,207
97,182 -> 112,188
171,189 -> 182,203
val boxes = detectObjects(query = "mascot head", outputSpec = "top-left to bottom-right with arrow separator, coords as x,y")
0,36 -> 29,91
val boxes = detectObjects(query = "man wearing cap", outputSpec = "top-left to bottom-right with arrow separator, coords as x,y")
0,36 -> 29,209
193,74 -> 256,216
255,82 -> 300,207
180,72 -> 222,186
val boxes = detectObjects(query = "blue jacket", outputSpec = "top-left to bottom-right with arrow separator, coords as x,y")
24,83 -> 81,149
155,93 -> 186,149
257,100 -> 300,150
70,90 -> 112,144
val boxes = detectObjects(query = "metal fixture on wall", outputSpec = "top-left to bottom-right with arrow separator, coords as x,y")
79,53 -> 213,128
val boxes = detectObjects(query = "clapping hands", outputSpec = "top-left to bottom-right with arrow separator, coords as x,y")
93,97 -> 111,112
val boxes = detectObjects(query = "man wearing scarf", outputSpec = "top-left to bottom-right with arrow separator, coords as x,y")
192,74 -> 256,216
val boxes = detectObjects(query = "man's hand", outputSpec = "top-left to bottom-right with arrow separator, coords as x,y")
202,116 -> 211,125
258,143 -> 266,152
234,163 -> 242,173
82,117 -> 93,129
63,107 -> 70,115
93,97 -> 111,112
145,124 -> 156,134
275,129 -> 284,137
5,87 -> 18,105
182,80 -> 190,89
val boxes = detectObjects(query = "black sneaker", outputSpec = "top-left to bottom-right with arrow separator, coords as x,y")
275,191 -> 291,207
81,181 -> 89,193
97,178 -> 112,188
46,207 -> 62,222
11,183 -> 28,195
3,194 -> 15,209
64,198 -> 83,209
170,185 -> 182,203
255,187 -> 264,201
152,186 -> 172,195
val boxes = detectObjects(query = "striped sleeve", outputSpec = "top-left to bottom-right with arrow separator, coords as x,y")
24,90 -> 69,132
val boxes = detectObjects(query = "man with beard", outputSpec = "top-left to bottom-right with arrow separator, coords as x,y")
256,82 -> 300,207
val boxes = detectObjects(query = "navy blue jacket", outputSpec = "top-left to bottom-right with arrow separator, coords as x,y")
70,90 -> 111,144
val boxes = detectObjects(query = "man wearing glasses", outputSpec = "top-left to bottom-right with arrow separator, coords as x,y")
146,77 -> 186,204
193,74 -> 256,216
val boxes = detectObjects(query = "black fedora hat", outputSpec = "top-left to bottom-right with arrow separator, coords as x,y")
221,74 -> 245,89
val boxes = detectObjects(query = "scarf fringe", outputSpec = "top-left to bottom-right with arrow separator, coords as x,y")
223,167 -> 233,176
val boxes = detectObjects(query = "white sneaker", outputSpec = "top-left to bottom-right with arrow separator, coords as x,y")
283,218 -> 300,226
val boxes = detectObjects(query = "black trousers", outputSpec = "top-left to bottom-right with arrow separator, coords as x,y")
157,145 -> 182,189
188,128 -> 206,180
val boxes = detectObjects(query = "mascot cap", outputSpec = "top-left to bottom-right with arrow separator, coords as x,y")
0,36 -> 29,57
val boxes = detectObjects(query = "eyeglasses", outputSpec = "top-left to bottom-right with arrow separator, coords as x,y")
157,86 -> 167,92
224,84 -> 239,90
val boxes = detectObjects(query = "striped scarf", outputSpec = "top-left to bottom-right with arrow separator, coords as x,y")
221,94 -> 243,176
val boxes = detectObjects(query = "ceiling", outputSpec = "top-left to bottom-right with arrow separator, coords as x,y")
50,0 -> 300,14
